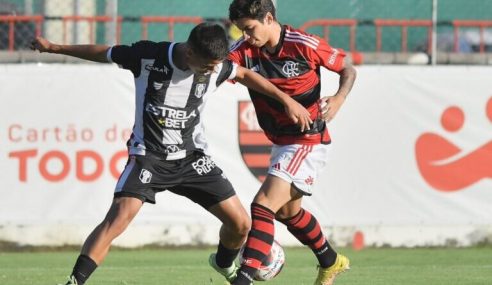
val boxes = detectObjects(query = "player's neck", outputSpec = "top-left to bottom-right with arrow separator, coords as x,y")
264,22 -> 282,54
173,43 -> 189,71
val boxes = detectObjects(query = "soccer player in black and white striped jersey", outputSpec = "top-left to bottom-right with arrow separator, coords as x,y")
31,23 -> 312,285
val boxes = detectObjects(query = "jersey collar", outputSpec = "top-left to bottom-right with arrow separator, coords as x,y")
261,24 -> 286,56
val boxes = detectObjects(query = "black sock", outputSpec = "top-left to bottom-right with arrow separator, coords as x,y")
278,208 -> 337,268
71,255 -> 98,285
315,241 -> 338,268
216,241 -> 240,268
233,266 -> 256,285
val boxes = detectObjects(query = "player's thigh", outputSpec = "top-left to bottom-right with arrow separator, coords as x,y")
208,195 -> 250,231
254,175 -> 302,212
268,144 -> 331,196
115,154 -> 183,204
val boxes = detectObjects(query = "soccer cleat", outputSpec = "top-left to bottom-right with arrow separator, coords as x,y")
209,253 -> 239,283
313,254 -> 350,285
57,275 -> 78,285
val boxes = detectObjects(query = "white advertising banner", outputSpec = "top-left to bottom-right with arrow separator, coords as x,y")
1,64 -> 491,247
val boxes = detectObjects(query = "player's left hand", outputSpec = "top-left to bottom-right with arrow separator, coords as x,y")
285,101 -> 313,132
320,94 -> 345,122
30,37 -> 53,53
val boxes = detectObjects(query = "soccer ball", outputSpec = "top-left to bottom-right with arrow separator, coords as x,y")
239,240 -> 285,281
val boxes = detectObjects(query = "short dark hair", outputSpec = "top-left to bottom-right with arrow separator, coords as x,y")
229,0 -> 276,22
187,23 -> 229,60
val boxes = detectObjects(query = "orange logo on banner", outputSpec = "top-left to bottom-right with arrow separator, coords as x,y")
415,97 -> 492,192
238,101 -> 272,182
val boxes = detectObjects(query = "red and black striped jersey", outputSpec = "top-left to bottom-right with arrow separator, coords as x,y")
228,25 -> 346,145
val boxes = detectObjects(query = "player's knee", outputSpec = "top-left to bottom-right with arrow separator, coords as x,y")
275,209 -> 294,222
100,217 -> 128,236
240,216 -> 252,236
230,214 -> 251,237
102,210 -> 134,235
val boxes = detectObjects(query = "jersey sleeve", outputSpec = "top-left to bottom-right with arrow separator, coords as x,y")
216,59 -> 238,87
107,41 -> 159,77
227,38 -> 246,66
313,39 -> 346,72
227,39 -> 247,84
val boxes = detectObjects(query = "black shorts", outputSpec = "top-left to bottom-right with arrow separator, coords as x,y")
114,152 -> 236,209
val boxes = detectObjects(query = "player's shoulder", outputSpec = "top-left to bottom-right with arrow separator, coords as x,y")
229,37 -> 250,53
283,25 -> 322,50
131,40 -> 170,51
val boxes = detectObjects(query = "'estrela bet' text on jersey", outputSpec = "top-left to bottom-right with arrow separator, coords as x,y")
108,41 -> 237,160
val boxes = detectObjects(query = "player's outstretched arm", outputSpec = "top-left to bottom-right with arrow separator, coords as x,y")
234,66 -> 313,132
30,37 -> 110,63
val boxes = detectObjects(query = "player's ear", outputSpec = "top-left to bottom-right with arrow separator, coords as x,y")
185,45 -> 193,58
184,45 -> 196,63
265,12 -> 274,24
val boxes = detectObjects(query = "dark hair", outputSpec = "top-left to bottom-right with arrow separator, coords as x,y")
187,23 -> 228,60
229,0 -> 276,22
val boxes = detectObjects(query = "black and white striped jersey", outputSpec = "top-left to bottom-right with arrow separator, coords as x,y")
108,41 -> 237,160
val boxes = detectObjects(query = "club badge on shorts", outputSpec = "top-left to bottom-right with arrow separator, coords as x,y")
139,169 -> 152,184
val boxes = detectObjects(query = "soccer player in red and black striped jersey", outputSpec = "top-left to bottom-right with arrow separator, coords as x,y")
31,23 -> 313,285
228,1 -> 357,284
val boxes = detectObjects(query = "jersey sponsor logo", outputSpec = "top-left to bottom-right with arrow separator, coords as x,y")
282,61 -> 300,78
145,64 -> 169,74
153,82 -> 164,90
139,169 -> 152,184
197,76 -> 208,83
194,83 -> 207,98
165,145 -> 181,154
238,101 -> 272,183
328,48 -> 339,66
146,103 -> 197,129
192,156 -> 216,175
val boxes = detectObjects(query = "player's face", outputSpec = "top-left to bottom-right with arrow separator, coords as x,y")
234,14 -> 273,47
186,49 -> 222,74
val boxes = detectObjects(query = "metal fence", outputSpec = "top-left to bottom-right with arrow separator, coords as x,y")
1,0 -> 491,64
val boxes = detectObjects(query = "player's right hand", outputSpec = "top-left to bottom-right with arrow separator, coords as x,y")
30,37 -> 53,53
285,101 -> 312,132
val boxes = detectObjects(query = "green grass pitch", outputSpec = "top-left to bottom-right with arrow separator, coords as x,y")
1,247 -> 491,285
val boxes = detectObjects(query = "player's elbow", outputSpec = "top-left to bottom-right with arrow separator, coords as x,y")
342,63 -> 357,79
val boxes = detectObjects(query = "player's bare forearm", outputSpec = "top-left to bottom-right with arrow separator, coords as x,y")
320,64 -> 357,122
30,37 -> 110,63
235,67 -> 290,105
235,67 -> 312,131
334,64 -> 357,99
50,44 -> 110,63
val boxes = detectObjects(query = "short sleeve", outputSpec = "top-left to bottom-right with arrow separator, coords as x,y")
216,59 -> 238,86
228,38 -> 246,66
314,40 -> 346,72
108,41 -> 159,76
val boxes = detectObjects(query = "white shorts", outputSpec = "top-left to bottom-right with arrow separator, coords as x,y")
268,143 -> 331,195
